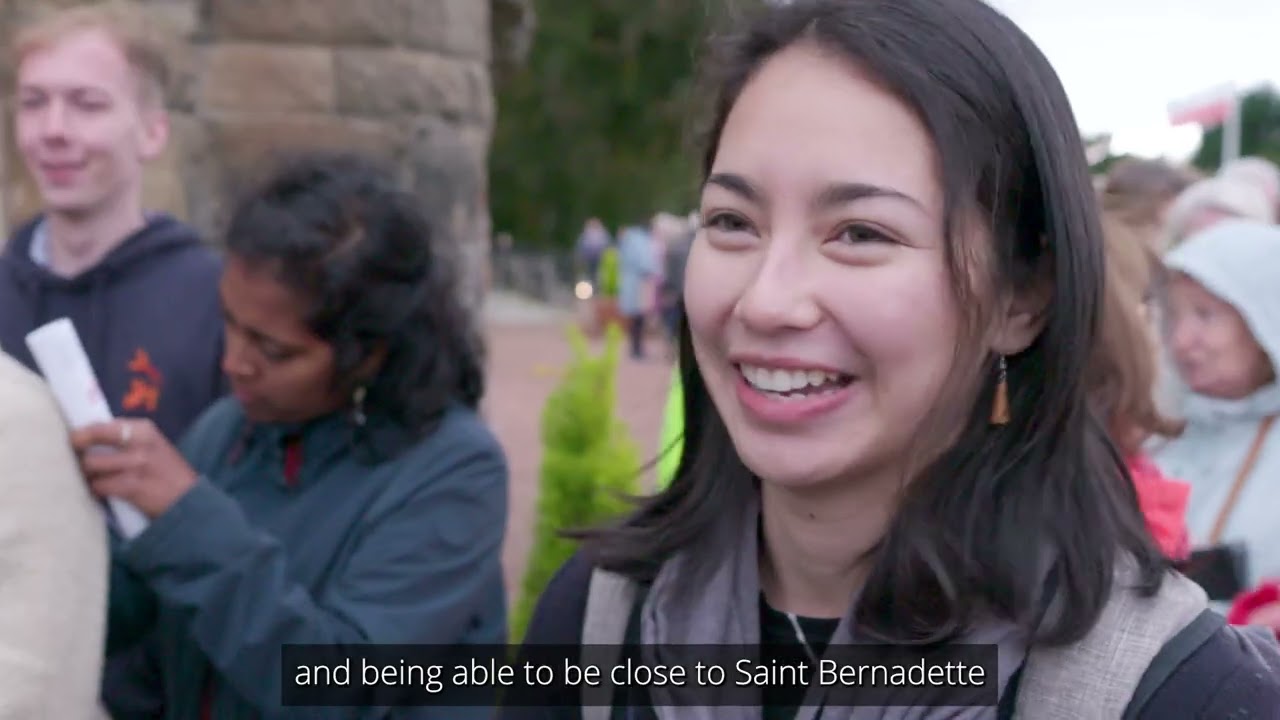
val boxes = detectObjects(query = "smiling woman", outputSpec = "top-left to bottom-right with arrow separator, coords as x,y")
508,1 -> 1280,719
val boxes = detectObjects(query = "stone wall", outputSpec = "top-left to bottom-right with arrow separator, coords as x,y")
1,0 -> 512,309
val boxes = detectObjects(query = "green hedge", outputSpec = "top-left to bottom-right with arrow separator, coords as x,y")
596,247 -> 620,297
511,323 -> 641,641
657,368 -> 683,488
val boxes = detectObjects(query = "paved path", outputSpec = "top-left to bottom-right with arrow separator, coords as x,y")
481,292 -> 675,611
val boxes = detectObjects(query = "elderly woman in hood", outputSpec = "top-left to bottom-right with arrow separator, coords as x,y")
1153,219 -> 1280,630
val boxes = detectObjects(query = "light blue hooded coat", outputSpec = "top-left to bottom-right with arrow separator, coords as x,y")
616,226 -> 656,317
1151,219 -> 1280,588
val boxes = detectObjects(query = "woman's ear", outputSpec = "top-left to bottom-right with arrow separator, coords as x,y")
991,255 -> 1053,356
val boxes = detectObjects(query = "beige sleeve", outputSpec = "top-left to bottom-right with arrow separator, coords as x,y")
0,355 -> 109,720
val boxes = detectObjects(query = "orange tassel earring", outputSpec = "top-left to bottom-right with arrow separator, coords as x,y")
990,355 -> 1010,425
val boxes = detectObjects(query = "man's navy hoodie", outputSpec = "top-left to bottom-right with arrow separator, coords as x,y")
0,213 -> 226,444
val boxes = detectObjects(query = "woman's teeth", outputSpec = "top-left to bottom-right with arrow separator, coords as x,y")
739,364 -> 849,396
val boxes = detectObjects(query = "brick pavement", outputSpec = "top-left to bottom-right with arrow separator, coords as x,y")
480,295 -> 675,612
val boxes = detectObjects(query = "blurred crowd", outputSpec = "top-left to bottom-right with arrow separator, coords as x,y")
573,212 -> 698,361
1093,154 -> 1280,625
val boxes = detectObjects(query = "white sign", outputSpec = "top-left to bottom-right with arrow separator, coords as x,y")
25,318 -> 150,539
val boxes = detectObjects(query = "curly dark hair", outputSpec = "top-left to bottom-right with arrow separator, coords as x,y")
223,152 -> 485,437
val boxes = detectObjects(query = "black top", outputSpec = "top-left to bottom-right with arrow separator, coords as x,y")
758,596 -> 838,720
500,551 -> 1280,720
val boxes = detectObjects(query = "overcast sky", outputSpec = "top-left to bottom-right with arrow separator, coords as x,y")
987,0 -> 1280,160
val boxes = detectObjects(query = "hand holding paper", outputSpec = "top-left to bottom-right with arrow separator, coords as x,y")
25,318 -> 151,538
70,419 -> 198,523
29,321 -> 199,530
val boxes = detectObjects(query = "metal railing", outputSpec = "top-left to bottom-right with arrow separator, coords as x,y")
489,247 -> 579,306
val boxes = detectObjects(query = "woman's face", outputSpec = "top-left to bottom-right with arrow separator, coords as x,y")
685,43 -> 965,490
1179,205 -> 1236,243
1166,273 -> 1275,400
219,255 -> 347,423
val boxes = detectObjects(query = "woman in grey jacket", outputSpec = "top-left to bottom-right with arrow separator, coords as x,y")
511,2 -> 1280,718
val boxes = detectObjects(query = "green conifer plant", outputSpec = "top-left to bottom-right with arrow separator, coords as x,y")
511,323 -> 641,641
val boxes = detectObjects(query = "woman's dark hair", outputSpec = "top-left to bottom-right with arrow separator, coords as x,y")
581,0 -> 1167,646
224,151 -> 485,435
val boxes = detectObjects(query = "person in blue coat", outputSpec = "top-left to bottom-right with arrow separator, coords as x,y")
71,152 -> 509,719
616,224 -> 657,359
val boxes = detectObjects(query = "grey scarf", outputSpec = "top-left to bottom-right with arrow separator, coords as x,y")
639,494 -> 1027,719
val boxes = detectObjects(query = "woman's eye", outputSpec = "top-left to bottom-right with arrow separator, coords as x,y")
705,212 -> 751,234
257,343 -> 292,363
832,223 -> 891,245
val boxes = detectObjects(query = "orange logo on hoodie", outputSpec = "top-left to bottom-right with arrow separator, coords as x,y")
122,348 -> 164,413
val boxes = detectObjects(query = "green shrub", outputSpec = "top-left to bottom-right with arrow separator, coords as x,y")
597,246 -> 621,297
511,323 -> 641,641
656,367 -> 683,489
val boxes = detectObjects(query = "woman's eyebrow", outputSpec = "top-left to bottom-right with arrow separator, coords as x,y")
813,181 -> 922,211
221,303 -> 303,353
704,172 -> 922,212
705,172 -> 765,207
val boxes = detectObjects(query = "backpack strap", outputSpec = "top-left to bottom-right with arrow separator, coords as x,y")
1119,608 -> 1226,719
1013,568 -> 1209,719
995,662 -> 1025,720
581,568 -> 640,720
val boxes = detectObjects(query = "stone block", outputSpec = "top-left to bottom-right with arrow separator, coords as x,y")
0,113 -> 17,235
1,116 -> 39,230
167,114 -> 222,234
2,0 -> 89,28
205,113 -> 403,184
197,113 -> 403,236
139,112 -> 200,221
335,49 -> 486,122
468,63 -> 496,128
5,181 -> 41,233
143,0 -> 202,40
403,116 -> 491,308
405,117 -> 487,220
3,0 -> 200,36
207,0 -> 406,45
403,0 -> 491,62
198,44 -> 336,114
1,0 -> 200,39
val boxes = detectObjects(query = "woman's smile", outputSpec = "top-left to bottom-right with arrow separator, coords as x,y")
732,359 -> 858,425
